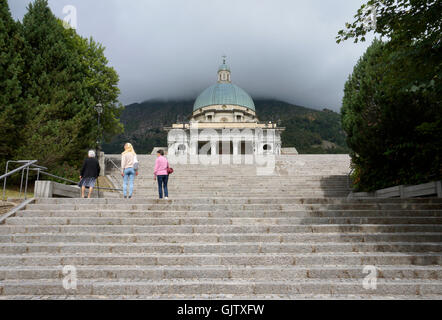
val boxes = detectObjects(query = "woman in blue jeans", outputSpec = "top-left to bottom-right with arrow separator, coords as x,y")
121,143 -> 138,199
154,149 -> 169,199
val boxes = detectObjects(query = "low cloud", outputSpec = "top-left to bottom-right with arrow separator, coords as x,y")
9,0 -> 374,111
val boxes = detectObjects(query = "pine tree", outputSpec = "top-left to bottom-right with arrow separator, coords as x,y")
342,39 -> 442,191
18,0 -> 123,176
0,0 -> 25,166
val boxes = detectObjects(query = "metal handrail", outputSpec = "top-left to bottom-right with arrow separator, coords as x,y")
2,160 -> 122,202
38,171 -> 123,192
2,160 -> 38,201
1,160 -> 38,181
106,157 -> 121,171
105,157 -> 124,190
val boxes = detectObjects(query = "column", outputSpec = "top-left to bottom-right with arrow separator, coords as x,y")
233,141 -> 239,155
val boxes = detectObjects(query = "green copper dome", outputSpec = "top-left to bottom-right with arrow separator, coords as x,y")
193,83 -> 256,112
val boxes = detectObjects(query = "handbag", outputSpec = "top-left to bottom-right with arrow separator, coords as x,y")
167,163 -> 174,175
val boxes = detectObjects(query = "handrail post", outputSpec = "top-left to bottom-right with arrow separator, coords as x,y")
2,161 -> 9,201
24,166 -> 30,200
19,168 -> 25,200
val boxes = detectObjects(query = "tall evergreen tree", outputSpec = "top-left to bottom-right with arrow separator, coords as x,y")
17,0 -> 123,176
0,0 -> 25,166
338,0 -> 441,191
342,38 -> 441,191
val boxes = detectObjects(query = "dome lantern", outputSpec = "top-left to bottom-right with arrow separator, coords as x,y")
193,57 -> 256,113
218,55 -> 231,83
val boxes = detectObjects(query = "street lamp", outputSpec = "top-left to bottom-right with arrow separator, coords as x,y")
94,103 -> 103,156
94,103 -> 103,198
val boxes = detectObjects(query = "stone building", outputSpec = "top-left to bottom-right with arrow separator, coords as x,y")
165,58 -> 284,156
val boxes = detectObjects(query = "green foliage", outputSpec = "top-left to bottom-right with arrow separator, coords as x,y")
342,38 -> 441,191
102,100 -> 349,155
339,0 -> 441,191
337,0 -> 441,47
0,0 -> 25,170
0,0 -> 123,179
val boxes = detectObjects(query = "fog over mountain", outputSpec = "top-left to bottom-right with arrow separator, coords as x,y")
9,0 -> 374,111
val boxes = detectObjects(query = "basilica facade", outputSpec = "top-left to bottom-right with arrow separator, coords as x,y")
165,58 -> 284,156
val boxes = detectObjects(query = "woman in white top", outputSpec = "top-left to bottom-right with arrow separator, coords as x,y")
121,143 -> 138,199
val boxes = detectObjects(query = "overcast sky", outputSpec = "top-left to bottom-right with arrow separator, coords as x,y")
9,0 -> 373,111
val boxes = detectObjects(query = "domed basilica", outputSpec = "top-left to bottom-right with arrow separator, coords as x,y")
166,58 -> 284,156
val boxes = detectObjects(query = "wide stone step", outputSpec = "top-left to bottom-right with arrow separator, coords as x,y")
131,185 -> 350,189
0,242 -> 440,254
0,253 -> 440,266
1,265 -> 440,281
130,188 -> 352,192
130,182 -> 351,186
2,294 -> 440,300
126,178 -> 351,181
122,193 -> 352,197
6,216 -> 442,226
34,198 -> 442,205
25,203 -> 442,211
131,181 -> 350,185
0,224 -> 440,234
1,232 -> 440,244
110,193 -> 352,198
0,279 -> 440,296
17,210 -> 442,218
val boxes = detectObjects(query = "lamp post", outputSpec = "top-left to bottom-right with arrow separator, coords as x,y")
94,103 -> 103,198
94,103 -> 103,156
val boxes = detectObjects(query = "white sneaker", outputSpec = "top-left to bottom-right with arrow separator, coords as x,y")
165,197 -> 169,200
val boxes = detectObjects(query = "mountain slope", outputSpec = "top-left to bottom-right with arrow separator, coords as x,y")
102,100 -> 349,154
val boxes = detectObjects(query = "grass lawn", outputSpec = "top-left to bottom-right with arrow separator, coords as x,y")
1,176 -> 117,201
1,187 -> 34,201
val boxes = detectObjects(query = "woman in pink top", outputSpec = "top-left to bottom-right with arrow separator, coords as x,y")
154,149 -> 170,199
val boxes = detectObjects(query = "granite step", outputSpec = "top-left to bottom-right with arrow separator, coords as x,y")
5,216 -> 442,226
16,210 -> 442,218
34,198 -> 442,204
1,279 -> 440,296
1,253 -> 441,266
0,224 -> 440,234
1,265 -> 440,280
24,203 -> 442,211
1,232 -> 440,244
0,242 -> 440,254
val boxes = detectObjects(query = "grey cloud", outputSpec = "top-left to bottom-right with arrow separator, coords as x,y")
9,0 -> 374,111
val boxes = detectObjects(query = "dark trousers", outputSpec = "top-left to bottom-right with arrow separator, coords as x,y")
157,175 -> 169,199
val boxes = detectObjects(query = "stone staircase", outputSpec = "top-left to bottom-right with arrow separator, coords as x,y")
0,155 -> 441,299
106,154 -> 353,198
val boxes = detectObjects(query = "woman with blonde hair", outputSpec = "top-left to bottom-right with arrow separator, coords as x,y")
121,143 -> 138,199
